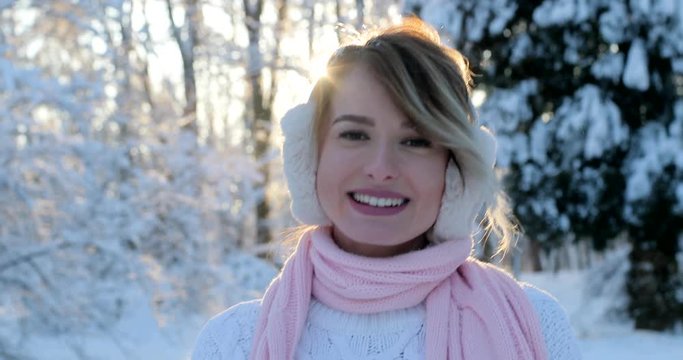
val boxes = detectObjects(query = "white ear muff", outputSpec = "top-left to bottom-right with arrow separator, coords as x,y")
432,126 -> 497,242
281,102 -> 331,225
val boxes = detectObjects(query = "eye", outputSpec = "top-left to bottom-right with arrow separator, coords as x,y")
339,130 -> 369,141
402,138 -> 432,148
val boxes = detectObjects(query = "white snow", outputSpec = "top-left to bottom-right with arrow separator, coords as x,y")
478,80 -> 537,168
5,246 -> 682,359
529,120 -> 550,164
510,33 -> 533,65
19,286 -> 195,360
590,53 -> 624,83
3,249 -> 278,359
624,105 -> 683,207
532,0 -> 592,28
623,38 -> 650,91
418,0 -> 517,42
487,2 -> 516,35
554,85 -> 628,160
533,0 -> 576,27
521,244 -> 683,359
630,0 -> 652,16
675,182 -> 683,214
599,2 -> 630,43
581,332 -> 683,360
673,58 -> 683,73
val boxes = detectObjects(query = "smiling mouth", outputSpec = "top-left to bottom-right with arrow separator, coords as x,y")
348,192 -> 409,208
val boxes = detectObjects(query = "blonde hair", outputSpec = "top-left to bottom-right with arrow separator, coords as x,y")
303,18 -> 517,256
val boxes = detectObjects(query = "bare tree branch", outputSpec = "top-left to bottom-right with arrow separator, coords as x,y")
0,241 -> 71,273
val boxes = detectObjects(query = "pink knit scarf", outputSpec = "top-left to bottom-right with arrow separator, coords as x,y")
251,228 -> 548,359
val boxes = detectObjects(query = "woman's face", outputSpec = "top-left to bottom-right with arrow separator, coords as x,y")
316,65 -> 449,257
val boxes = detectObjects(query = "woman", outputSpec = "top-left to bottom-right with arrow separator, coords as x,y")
193,18 -> 581,360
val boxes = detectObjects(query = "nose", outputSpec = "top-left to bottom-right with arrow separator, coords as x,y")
364,143 -> 399,182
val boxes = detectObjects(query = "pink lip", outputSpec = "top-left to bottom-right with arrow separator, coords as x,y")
347,189 -> 409,216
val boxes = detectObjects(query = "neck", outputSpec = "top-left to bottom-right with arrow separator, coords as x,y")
330,227 -> 428,257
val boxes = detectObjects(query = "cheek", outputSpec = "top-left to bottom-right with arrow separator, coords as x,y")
317,140 -> 359,176
412,156 -> 448,204
315,149 -> 330,195
317,145 -> 341,185
415,152 -> 448,181
315,143 -> 350,206
315,156 -> 332,215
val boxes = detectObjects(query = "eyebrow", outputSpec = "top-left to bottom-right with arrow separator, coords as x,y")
331,114 -> 417,129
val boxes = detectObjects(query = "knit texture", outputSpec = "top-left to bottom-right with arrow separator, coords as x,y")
433,126 -> 497,242
280,102 -> 330,225
250,228 -> 548,360
191,286 -> 582,360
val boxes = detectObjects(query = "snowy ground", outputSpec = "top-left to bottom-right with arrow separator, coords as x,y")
522,270 -> 683,360
10,257 -> 683,359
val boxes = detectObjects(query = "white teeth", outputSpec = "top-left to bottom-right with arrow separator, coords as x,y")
352,193 -> 406,207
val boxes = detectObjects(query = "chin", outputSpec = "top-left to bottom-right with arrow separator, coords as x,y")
346,226 -> 416,246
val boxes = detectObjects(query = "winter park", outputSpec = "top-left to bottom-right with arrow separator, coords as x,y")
2,0 -> 683,359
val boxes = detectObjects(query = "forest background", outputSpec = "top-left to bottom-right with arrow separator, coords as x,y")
1,0 -> 682,358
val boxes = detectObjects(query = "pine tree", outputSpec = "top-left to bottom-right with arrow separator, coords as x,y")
408,0 -> 683,329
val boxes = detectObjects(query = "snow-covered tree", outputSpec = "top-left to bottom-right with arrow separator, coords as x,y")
408,0 -> 683,329
0,0 -> 272,354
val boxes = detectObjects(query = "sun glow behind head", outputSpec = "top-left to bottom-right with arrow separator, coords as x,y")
309,53 -> 331,83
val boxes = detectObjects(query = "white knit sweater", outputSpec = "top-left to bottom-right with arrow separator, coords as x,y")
192,285 -> 581,359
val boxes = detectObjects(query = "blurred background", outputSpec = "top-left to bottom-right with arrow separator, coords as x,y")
1,0 -> 682,358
